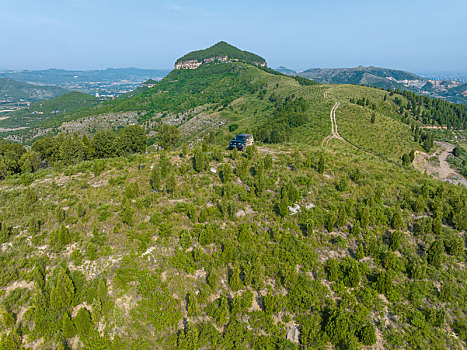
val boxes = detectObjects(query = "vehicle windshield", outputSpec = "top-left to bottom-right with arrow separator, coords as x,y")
235,135 -> 247,141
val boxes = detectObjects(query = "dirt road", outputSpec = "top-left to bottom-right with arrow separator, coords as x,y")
413,141 -> 467,187
321,102 -> 344,147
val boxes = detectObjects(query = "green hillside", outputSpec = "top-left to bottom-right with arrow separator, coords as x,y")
0,138 -> 465,349
0,44 -> 466,349
2,62 -> 430,163
176,41 -> 267,66
0,78 -> 68,103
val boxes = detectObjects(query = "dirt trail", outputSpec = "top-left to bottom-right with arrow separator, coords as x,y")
413,141 -> 467,187
321,102 -> 363,152
321,102 -> 342,147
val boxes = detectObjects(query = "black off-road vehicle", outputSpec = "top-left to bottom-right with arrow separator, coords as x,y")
228,134 -> 254,151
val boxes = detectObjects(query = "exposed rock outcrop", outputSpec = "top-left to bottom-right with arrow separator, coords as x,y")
174,55 -> 258,70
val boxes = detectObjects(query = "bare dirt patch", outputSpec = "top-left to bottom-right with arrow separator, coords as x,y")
413,141 -> 467,187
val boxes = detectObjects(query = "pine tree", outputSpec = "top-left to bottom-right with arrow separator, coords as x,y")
327,259 -> 339,282
432,215 -> 443,235
346,264 -> 360,287
180,230 -> 192,250
167,172 -> 176,197
326,211 -> 336,232
32,262 -> 46,290
221,163 -> 233,183
159,152 -> 170,179
187,293 -> 199,317
57,224 -> 71,247
96,278 -> 108,301
355,244 -> 364,260
229,266 -> 243,291
207,270 -> 219,289
376,270 -> 393,294
91,298 -> 102,322
193,147 -> 207,172
92,160 -> 102,176
216,295 -> 230,325
427,239 -> 445,268
264,153 -> 273,169
277,194 -> 289,217
370,112 -> 376,124
392,208 -> 404,230
62,312 -> 77,338
177,323 -> 199,350
358,323 -> 377,346
318,155 -> 325,174
390,231 -> 402,251
351,221 -> 362,237
150,163 -> 161,191
50,269 -> 74,311
82,134 -> 95,160
56,206 -> 66,223
74,308 -> 93,337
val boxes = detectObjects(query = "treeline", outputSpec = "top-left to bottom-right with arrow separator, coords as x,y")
254,95 -> 309,143
350,96 -> 377,111
0,125 -> 146,179
350,94 -> 434,154
391,89 -> 467,130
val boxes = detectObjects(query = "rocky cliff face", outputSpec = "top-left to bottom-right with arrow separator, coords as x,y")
175,56 -> 266,70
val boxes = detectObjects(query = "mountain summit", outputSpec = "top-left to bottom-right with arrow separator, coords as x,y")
175,41 -> 267,69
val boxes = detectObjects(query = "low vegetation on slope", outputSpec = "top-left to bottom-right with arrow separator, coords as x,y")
0,140 -> 465,349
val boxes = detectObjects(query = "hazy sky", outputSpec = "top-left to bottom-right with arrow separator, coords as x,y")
1,0 -> 466,72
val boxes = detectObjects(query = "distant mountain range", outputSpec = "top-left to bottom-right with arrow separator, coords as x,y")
275,66 -> 467,105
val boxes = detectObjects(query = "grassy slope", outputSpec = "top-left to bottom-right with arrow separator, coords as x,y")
0,142 -> 465,349
0,67 -> 464,349
327,85 -> 422,160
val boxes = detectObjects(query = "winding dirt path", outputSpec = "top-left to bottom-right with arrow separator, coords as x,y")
321,102 -> 341,147
321,102 -> 358,150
